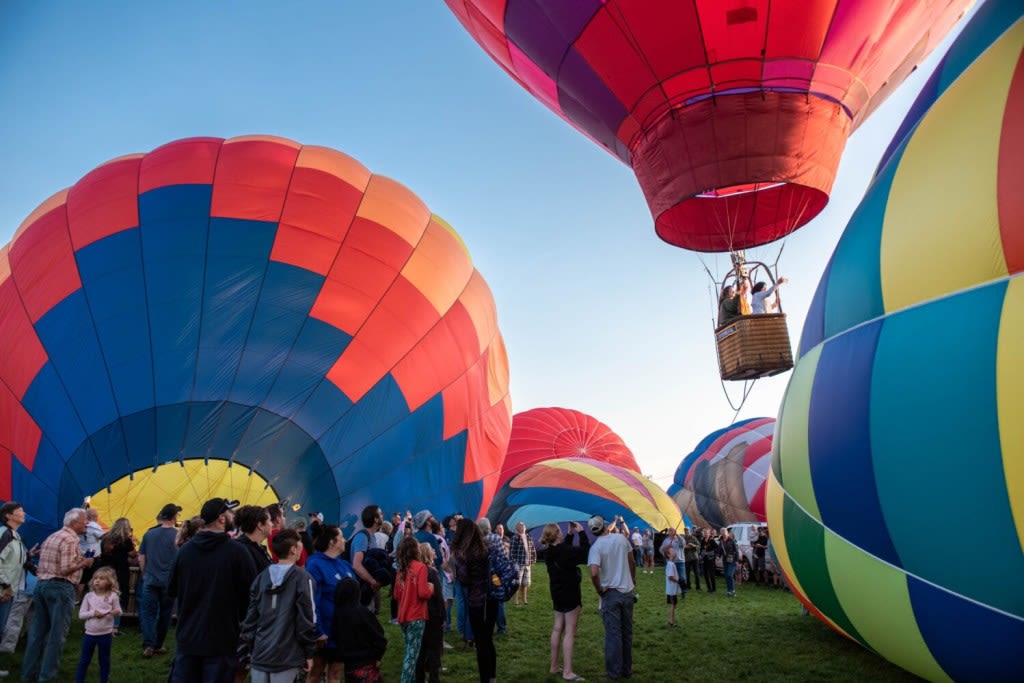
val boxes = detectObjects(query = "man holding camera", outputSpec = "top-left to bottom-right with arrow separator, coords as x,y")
588,514 -> 636,680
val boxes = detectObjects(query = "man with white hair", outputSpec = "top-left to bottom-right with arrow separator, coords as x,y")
22,508 -> 94,682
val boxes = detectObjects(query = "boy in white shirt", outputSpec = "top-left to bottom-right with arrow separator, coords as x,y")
664,547 -> 682,627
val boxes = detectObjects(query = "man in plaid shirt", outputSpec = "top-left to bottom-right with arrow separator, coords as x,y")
22,507 -> 94,682
508,522 -> 537,607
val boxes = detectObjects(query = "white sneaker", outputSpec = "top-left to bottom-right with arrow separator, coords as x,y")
443,640 -> 454,650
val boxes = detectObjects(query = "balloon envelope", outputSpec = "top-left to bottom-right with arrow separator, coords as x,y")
497,406 -> 639,489
769,8 -> 1024,681
444,0 -> 971,252
669,417 -> 774,530
0,136 -> 512,542
489,456 -> 681,533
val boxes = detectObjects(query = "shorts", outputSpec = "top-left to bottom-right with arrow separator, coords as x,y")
644,548 -> 654,558
753,556 -> 766,572
666,594 -> 678,605
442,571 -> 454,601
518,565 -> 531,587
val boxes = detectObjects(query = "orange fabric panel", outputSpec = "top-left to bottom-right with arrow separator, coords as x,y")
485,332 -> 510,407
66,156 -> 142,250
325,335 -> 392,404
139,137 -> 222,194
394,300 -> 478,412
457,272 -> 498,355
295,145 -> 372,191
444,361 -> 484,447
0,283 -> 47,398
356,176 -> 430,247
10,203 -> 81,323
402,216 -> 473,315
0,385 -> 41,471
210,139 -> 300,222
270,224 -> 343,277
310,217 -> 413,333
12,190 -> 68,243
0,245 -> 9,285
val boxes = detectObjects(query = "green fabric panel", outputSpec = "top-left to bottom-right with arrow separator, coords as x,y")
824,530 -> 952,683
783,493 -> 861,642
776,344 -> 821,519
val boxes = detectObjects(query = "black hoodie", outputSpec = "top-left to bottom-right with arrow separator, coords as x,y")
332,577 -> 387,668
168,531 -> 258,656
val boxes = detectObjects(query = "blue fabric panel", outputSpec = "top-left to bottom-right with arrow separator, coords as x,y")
807,320 -> 900,566
121,410 -> 157,471
193,218 -> 276,402
908,576 -> 1024,683
241,418 -> 321,484
291,380 -> 352,440
61,440 -> 103,506
229,261 -> 323,405
235,410 -> 289,462
32,291 -> 118,435
871,283 -> 1017,613
822,146 -> 903,341
75,229 -> 154,416
207,403 -> 257,459
155,403 -> 191,460
290,319 -> 351,371
21,363 -> 87,458
15,439 -> 61,502
13,452 -> 59,539
798,255 -> 833,357
260,360 -> 321,419
84,419 -> 130,485
237,439 -> 337,516
183,402 -> 224,458
140,185 -> 210,405
317,376 -> 412,468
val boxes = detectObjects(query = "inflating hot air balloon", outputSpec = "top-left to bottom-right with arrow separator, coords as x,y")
669,417 -> 773,530
768,4 -> 1024,680
496,406 -> 640,489
0,136 -> 512,543
489,457 -> 681,533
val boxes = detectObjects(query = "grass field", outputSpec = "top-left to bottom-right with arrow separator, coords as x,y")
2,567 -> 919,682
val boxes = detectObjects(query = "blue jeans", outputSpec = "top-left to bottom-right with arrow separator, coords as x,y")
169,653 -> 238,683
454,582 -> 473,641
75,632 -> 112,683
674,560 -> 687,592
725,562 -> 737,594
21,578 -> 75,681
0,594 -> 13,634
496,601 -> 506,633
138,581 -> 175,649
599,589 -> 634,679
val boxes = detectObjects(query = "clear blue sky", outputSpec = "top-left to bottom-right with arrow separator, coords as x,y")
0,2 -> 975,488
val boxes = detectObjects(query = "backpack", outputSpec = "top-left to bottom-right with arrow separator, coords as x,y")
341,529 -> 372,563
487,541 -> 521,603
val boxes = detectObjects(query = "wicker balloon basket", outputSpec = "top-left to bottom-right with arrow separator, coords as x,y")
715,314 -> 794,381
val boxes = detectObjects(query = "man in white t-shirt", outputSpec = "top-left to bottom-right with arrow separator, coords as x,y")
629,527 -> 643,568
588,515 -> 635,680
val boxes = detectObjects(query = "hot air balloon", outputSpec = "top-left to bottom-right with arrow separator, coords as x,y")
489,457 -> 681,534
0,136 -> 512,543
768,5 -> 1024,680
496,406 -> 640,489
669,417 -> 773,530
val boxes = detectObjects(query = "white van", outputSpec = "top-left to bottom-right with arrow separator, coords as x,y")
727,522 -> 762,565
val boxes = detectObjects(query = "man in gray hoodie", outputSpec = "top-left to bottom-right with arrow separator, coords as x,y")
238,529 -> 318,682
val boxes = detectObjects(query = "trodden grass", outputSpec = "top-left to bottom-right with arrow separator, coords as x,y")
2,567 -> 919,682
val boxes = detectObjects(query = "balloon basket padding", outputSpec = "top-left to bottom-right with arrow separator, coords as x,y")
714,314 -> 794,381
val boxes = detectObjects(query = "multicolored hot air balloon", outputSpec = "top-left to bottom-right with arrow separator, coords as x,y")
444,0 -> 972,253
768,5 -> 1024,680
669,417 -> 774,530
0,135 -> 512,542
496,406 -> 639,489
488,457 -> 681,533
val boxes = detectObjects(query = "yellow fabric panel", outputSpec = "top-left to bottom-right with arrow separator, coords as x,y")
402,217 -> 474,315
295,145 -> 371,191
777,343 -> 822,521
88,460 -> 279,543
543,459 -> 677,529
636,476 -> 683,529
356,175 -> 430,247
14,189 -> 68,241
824,529 -> 952,682
225,134 -> 301,149
998,276 -> 1024,554
880,22 -> 1024,312
460,271 -> 498,355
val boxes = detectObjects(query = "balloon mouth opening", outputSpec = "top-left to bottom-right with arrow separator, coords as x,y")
655,181 -> 829,253
85,459 -> 280,534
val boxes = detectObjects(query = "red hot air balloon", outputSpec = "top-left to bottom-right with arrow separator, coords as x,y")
497,407 -> 640,489
444,1 -> 972,253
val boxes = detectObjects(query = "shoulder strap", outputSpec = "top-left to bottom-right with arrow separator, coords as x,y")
0,527 -> 14,556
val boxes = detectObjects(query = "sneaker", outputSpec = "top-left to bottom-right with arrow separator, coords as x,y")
442,641 -> 454,650
143,647 -> 155,658
155,647 -> 169,655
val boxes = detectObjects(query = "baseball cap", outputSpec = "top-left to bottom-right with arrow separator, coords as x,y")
200,498 -> 240,525
157,503 -> 182,521
588,515 -> 606,533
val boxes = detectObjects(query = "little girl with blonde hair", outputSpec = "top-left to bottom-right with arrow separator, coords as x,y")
75,566 -> 121,683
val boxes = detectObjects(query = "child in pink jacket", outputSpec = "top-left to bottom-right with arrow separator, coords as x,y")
75,566 -> 122,683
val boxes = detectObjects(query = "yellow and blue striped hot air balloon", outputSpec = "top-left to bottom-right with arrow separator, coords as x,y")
768,2 -> 1024,681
